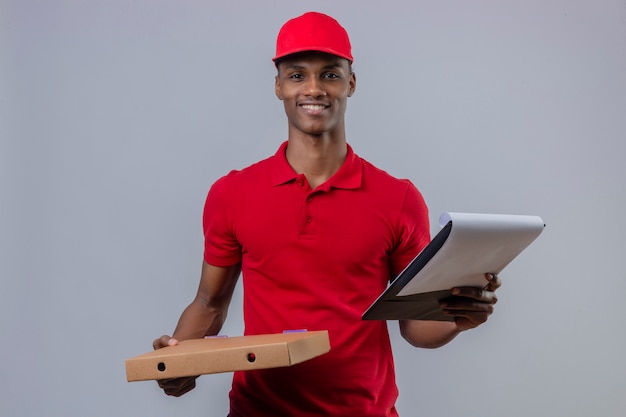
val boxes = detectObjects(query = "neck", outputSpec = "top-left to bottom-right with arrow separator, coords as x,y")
285,133 -> 348,189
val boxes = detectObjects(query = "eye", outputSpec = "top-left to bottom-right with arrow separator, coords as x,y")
289,73 -> 304,80
323,72 -> 339,79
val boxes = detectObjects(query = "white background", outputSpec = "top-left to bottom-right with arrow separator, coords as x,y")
2,1 -> 625,416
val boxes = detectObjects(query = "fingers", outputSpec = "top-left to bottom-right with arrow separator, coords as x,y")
449,286 -> 498,304
484,273 -> 501,291
448,273 -> 500,303
442,287 -> 497,319
440,299 -> 495,331
440,298 -> 495,317
441,274 -> 501,331
157,376 -> 198,397
153,335 -> 179,350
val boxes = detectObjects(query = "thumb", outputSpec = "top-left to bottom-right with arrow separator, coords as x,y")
153,335 -> 179,350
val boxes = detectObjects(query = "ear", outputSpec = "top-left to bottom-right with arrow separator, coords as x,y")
275,75 -> 284,100
347,72 -> 356,97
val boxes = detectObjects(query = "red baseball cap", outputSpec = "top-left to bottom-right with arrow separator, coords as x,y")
272,12 -> 353,63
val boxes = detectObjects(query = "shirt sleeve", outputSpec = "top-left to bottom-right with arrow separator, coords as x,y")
202,175 -> 243,266
388,180 -> 431,277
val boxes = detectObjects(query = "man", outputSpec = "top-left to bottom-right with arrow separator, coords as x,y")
153,12 -> 500,416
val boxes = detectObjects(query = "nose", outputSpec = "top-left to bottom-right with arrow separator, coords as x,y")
304,77 -> 326,97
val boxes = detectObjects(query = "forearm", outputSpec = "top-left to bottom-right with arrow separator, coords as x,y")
171,297 -> 227,340
171,262 -> 241,341
399,319 -> 462,349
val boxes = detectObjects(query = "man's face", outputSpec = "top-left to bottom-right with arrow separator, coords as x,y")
275,52 -> 356,138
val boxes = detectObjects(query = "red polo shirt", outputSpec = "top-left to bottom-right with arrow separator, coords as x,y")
203,141 -> 430,417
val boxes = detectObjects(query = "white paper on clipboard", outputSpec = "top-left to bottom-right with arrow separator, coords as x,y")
398,212 -> 545,296
362,212 -> 545,321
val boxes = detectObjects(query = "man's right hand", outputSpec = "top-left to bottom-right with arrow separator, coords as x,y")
150,262 -> 241,396
152,335 -> 199,397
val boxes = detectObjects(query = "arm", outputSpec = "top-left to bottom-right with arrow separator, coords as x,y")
171,261 -> 241,340
399,273 -> 501,349
399,320 -> 461,349
153,260 -> 241,396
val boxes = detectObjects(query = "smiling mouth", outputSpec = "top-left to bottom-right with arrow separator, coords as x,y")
300,104 -> 328,111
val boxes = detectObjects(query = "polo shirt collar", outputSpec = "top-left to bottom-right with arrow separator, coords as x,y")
271,141 -> 362,190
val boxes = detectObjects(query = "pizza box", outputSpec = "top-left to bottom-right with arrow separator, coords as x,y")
125,330 -> 330,382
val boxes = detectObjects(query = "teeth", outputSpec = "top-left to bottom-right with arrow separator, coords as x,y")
302,104 -> 325,110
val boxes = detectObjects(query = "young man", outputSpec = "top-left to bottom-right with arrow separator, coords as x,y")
153,12 -> 500,416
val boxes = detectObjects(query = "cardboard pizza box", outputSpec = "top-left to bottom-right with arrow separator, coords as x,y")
125,330 -> 330,382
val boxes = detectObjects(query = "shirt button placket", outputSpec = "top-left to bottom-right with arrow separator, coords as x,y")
302,192 -> 315,236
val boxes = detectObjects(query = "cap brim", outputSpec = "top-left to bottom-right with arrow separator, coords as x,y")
272,47 -> 353,63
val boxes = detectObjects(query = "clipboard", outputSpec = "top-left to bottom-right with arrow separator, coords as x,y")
362,212 -> 545,321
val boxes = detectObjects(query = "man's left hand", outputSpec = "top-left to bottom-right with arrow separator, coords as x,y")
440,273 -> 501,331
